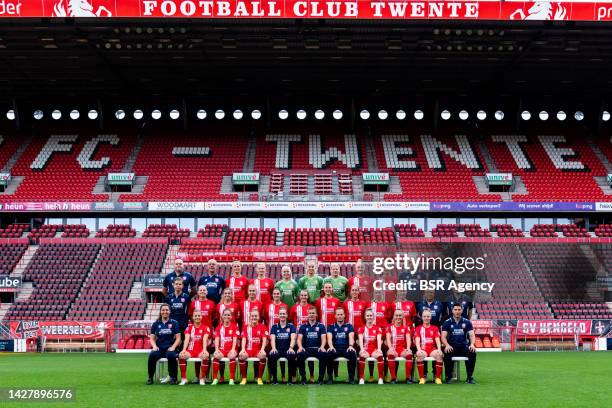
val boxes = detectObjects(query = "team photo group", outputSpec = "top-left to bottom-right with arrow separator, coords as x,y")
147,258 -> 478,386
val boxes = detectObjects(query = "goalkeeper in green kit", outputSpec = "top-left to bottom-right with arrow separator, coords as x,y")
323,263 -> 348,302
275,265 -> 299,307
298,259 -> 324,302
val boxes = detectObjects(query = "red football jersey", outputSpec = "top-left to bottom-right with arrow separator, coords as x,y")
250,277 -> 275,305
188,298 -> 216,327
414,325 -> 440,353
215,301 -> 239,325
382,276 -> 398,302
228,275 -> 249,304
315,296 -> 341,327
265,302 -> 289,331
214,323 -> 239,352
392,301 -> 417,324
290,303 -> 310,327
184,323 -> 212,354
358,325 -> 381,353
239,299 -> 264,327
386,324 -> 413,352
347,275 -> 373,302
369,301 -> 391,330
241,323 -> 269,352
343,299 -> 368,330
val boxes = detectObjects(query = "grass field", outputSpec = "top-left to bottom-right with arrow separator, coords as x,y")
1,352 -> 611,407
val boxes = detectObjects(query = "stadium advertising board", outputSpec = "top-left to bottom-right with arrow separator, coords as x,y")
107,173 -> 135,186
143,274 -> 164,292
362,172 -> 390,185
9,321 -> 114,340
0,172 -> 11,186
4,1 -> 612,21
486,173 -> 513,186
516,320 -> 592,336
0,276 -> 21,292
232,172 -> 260,185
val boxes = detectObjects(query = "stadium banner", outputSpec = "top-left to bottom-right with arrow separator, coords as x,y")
143,274 -> 164,291
0,202 -> 94,212
0,172 -> 11,187
4,1 -> 612,21
590,320 -> 612,337
148,201 -> 206,211
431,201 -> 596,212
516,320 -> 592,336
485,172 -> 513,186
596,202 -> 612,212
203,201 -> 430,211
232,172 -> 260,185
0,276 -> 21,292
9,321 -> 114,340
107,173 -> 135,186
362,172 -> 390,185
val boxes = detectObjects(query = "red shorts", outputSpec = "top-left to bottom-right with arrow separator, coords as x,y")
388,347 -> 410,356
421,348 -> 438,356
217,348 -> 235,358
243,349 -> 263,359
185,347 -> 204,357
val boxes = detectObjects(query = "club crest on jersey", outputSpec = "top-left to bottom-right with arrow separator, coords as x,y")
462,324 -> 466,329
315,327 -> 319,332
344,327 -> 348,332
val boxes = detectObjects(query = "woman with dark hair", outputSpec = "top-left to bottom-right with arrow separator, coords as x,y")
147,304 -> 181,385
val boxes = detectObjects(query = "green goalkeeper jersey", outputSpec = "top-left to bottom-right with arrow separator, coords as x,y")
298,275 -> 324,303
322,275 -> 349,302
275,279 -> 299,307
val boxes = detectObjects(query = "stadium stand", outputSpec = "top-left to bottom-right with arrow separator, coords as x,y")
61,224 -> 90,238
225,228 -> 276,246
142,224 -> 190,243
96,224 -> 137,238
283,228 -> 339,246
0,224 -> 29,238
345,228 -> 396,245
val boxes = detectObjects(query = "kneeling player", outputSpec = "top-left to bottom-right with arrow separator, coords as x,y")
238,309 -> 269,385
357,309 -> 384,385
179,310 -> 211,385
386,309 -> 414,384
414,309 -> 443,385
212,309 -> 239,385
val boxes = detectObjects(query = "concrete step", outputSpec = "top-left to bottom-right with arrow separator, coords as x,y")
129,281 -> 144,300
10,246 -> 39,278
16,282 -> 34,302
144,303 -> 163,321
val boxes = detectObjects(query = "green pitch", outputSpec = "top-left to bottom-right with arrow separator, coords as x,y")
1,352 -> 611,407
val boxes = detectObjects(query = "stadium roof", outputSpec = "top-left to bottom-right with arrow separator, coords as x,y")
1,19 -> 612,104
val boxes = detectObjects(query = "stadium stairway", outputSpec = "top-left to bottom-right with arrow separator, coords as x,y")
9,245 -> 38,279
128,282 -> 144,300
587,137 -> 612,173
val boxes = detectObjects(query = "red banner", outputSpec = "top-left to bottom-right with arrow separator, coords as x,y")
9,321 -> 114,340
1,1 -> 612,21
516,320 -> 592,336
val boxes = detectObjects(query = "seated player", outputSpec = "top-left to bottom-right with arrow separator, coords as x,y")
188,285 -> 215,327
268,306 -> 297,384
215,288 -> 239,326
238,309 -> 269,385
326,307 -> 357,384
239,284 -> 264,328
147,304 -> 181,385
441,304 -> 477,384
386,309 -> 414,384
265,288 -> 289,331
357,309 -> 384,385
414,308 -> 444,385
296,306 -> 328,385
178,310 -> 211,385
343,286 -> 368,331
211,309 -> 239,385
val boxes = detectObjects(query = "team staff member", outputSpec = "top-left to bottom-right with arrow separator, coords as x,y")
414,309 -> 444,385
228,260 -> 249,304
268,306 -> 297,384
275,265 -> 299,307
238,310 -> 268,385
166,278 -> 191,333
326,307 -> 357,384
323,263 -> 348,302
441,304 -> 477,384
178,310 -> 211,386
447,297 -> 474,319
296,306 -> 328,385
198,259 -> 226,304
147,304 -> 181,385
386,309 -> 414,384
162,258 -> 196,297
416,290 -> 445,326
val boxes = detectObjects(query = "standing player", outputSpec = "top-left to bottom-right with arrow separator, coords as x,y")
369,290 -> 391,332
162,258 -> 196,297
178,310 -> 211,385
239,285 -> 264,328
228,260 -> 249,304
386,309 -> 414,384
268,306 -> 297,384
165,278 -> 191,334
290,289 -> 311,327
265,288 -> 289,331
441,304 -> 477,384
147,304 -> 181,385
357,309 -> 384,385
296,306 -> 328,385
298,260 -> 324,303
211,309 -> 239,385
347,259 -> 373,302
414,309 -> 444,385
215,288 -> 240,326
392,289 -> 417,327
197,258 -> 226,304
315,282 -> 341,327
238,309 -> 269,385
251,262 -> 275,305
275,265 -> 299,307
188,285 -> 215,327
326,307 -> 357,384
323,263 -> 348,302
343,286 -> 368,331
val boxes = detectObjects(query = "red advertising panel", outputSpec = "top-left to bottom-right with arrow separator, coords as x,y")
1,1 -> 612,21
9,321 -> 114,340
516,320 -> 592,337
